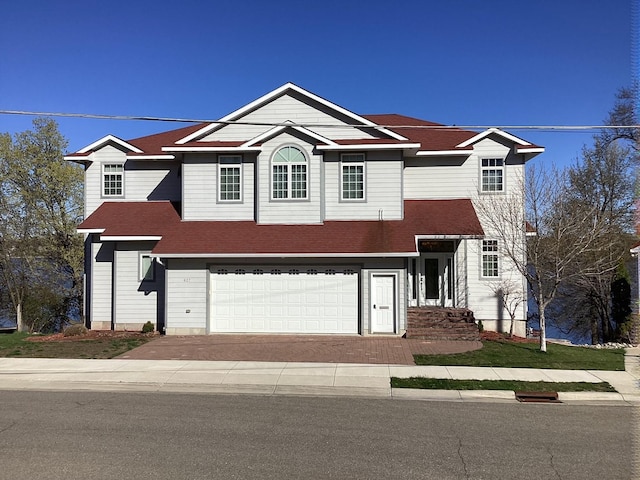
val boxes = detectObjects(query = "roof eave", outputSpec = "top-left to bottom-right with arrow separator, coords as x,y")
161,146 -> 263,153
125,154 -> 176,160
154,252 -> 420,258
100,236 -> 163,241
77,134 -> 144,154
415,150 -> 473,157
316,143 -> 420,151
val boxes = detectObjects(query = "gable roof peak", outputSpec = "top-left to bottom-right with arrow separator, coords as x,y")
175,83 -> 408,144
77,134 -> 143,154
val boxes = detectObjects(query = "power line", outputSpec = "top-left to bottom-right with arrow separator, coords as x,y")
0,109 -> 638,132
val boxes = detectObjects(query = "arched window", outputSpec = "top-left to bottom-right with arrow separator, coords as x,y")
272,146 -> 307,199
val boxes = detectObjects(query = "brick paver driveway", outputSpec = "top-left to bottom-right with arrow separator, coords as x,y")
118,335 -> 482,365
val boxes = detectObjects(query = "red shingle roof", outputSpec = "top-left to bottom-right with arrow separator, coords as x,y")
70,110 -> 542,157
79,200 -> 484,256
363,114 -> 477,151
126,124 -> 207,155
79,201 -> 181,237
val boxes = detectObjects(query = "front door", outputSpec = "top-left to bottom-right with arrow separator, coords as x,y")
371,274 -> 396,333
421,254 -> 454,307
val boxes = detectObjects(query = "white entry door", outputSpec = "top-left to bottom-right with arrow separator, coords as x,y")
371,274 -> 396,333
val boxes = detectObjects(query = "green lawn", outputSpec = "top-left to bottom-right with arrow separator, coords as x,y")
0,332 -> 152,359
391,377 -> 616,392
414,340 -> 625,371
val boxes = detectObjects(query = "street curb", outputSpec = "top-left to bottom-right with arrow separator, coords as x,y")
1,379 -> 636,405
392,388 -> 640,405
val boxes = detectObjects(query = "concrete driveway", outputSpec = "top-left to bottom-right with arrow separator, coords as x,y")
117,335 -> 482,365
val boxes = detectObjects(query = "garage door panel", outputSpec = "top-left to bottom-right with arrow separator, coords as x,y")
210,266 -> 358,334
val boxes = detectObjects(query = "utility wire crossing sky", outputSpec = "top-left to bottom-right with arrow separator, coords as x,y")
1,109 -> 636,134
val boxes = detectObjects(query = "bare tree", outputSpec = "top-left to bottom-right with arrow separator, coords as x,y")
475,166 -> 620,352
552,95 -> 638,343
598,86 -> 639,150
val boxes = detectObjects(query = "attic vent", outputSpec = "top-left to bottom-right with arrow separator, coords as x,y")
253,269 -> 264,275
325,269 -> 336,275
344,269 -> 356,275
271,269 -> 282,275
218,269 -> 228,275
307,269 -> 318,275
289,269 -> 300,275
234,268 -> 246,275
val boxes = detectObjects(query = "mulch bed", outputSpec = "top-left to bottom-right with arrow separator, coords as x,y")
480,331 -> 538,344
26,331 -> 158,343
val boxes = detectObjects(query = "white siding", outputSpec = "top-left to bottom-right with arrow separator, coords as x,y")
182,154 -> 255,221
403,155 -> 478,200
165,259 -> 209,331
84,144 -> 181,217
200,93 -> 382,142
403,137 -> 522,201
464,238 -> 527,332
85,145 -> 127,217
125,160 -> 181,202
162,257 -> 411,336
257,133 -> 322,224
91,241 -> 113,326
113,242 -> 159,326
324,151 -> 403,221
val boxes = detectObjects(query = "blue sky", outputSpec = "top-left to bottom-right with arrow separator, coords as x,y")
0,0 -> 635,168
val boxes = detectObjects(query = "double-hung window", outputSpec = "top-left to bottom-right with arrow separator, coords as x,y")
341,153 -> 365,200
272,146 -> 307,200
481,240 -> 499,278
218,155 -> 242,202
103,164 -> 124,197
481,158 -> 504,193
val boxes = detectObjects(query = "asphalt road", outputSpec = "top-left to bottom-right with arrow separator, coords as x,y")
0,390 -> 635,479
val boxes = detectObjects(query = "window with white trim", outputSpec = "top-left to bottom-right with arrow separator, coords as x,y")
103,164 -> 124,197
341,153 -> 365,200
218,155 -> 242,202
481,240 -> 499,278
481,158 -> 504,192
272,146 -> 307,199
139,254 -> 155,282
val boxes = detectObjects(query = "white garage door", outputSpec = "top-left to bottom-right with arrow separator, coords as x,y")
209,265 -> 359,334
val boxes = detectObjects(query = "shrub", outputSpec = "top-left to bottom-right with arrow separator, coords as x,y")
477,320 -> 484,333
141,321 -> 155,334
63,323 -> 88,337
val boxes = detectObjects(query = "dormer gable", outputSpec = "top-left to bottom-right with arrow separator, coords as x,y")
78,135 -> 144,154
242,122 -> 338,148
456,127 -> 544,156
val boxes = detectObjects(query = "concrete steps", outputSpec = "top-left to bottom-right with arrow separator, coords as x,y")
406,307 -> 481,341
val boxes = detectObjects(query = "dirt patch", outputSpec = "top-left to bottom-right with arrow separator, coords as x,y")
26,331 -> 158,343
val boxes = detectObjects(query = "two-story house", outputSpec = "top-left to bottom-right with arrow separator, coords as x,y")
66,83 -> 543,337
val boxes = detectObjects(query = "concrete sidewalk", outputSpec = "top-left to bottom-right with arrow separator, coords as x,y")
0,351 -> 638,405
